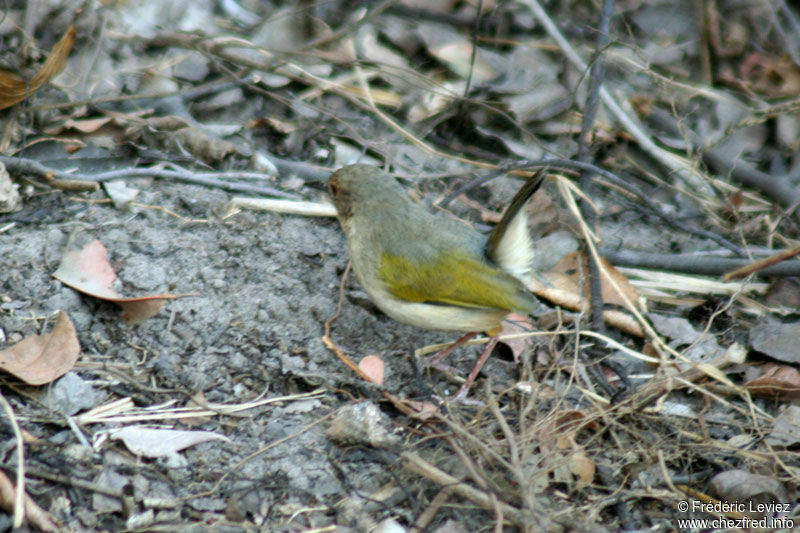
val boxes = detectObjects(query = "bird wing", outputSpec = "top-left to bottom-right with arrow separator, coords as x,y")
378,250 -> 537,313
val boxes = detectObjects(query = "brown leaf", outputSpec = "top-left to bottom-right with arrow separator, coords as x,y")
53,239 -> 178,325
0,311 -> 79,385
547,251 -> 639,307
739,52 -> 800,98
499,313 -> 536,363
530,251 -> 644,337
58,116 -> 114,134
0,25 -> 75,110
744,363 -> 800,399
173,127 -> 238,162
569,451 -> 596,486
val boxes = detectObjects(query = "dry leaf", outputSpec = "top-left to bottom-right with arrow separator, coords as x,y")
766,405 -> 800,447
499,313 -> 536,363
749,320 -> 800,364
569,451 -> 596,486
709,469 -> 789,513
125,116 -> 238,163
0,311 -> 80,385
46,116 -> 114,134
109,427 -> 231,458
358,355 -> 385,385
744,363 -> 800,399
53,239 -> 178,325
530,250 -> 644,336
739,52 -> 800,98
548,251 -> 639,307
394,397 -> 440,420
0,25 -> 75,110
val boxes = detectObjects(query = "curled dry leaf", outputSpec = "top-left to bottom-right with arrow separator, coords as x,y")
0,25 -> 75,110
53,239 -> 178,325
530,250 -> 645,337
0,311 -> 80,385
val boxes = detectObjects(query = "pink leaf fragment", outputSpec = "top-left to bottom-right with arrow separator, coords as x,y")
53,239 -> 178,325
358,355 -> 385,385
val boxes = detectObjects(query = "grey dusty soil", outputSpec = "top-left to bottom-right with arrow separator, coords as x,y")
4,0 -> 799,530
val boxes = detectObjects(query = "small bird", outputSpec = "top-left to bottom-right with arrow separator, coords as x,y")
329,164 -> 544,401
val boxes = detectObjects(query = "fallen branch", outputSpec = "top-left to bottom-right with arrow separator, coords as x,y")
721,244 -> 800,281
601,248 -> 800,277
0,156 -> 300,199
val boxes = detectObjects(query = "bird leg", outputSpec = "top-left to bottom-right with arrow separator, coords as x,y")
450,333 -> 500,403
425,331 -> 502,402
426,331 -> 478,371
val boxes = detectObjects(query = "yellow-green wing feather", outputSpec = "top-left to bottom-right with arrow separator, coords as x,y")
378,251 -> 536,313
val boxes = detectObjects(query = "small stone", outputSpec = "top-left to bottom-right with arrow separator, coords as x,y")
326,402 -> 400,448
47,372 -> 97,415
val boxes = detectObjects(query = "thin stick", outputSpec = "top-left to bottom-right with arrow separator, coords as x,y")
0,156 -> 301,199
410,487 -> 452,532
575,0 -> 614,331
0,392 -> 25,528
602,248 -> 800,277
321,261 -> 375,383
229,197 -> 337,217
721,244 -> 800,281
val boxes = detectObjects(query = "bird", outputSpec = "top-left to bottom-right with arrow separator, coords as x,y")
329,164 -> 544,401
